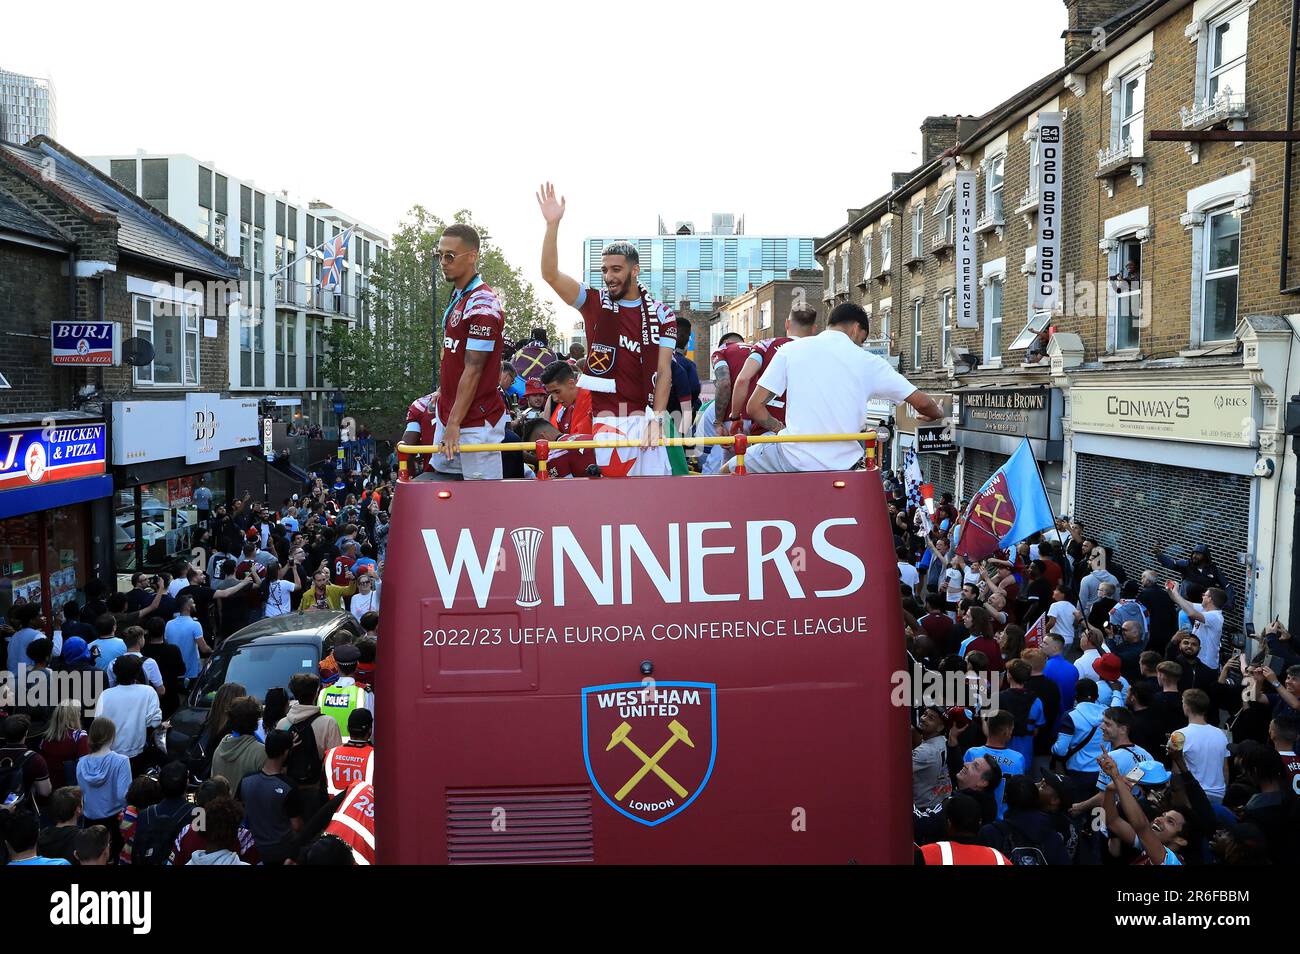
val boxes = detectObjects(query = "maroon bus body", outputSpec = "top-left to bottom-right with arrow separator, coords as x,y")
376,469 -> 911,864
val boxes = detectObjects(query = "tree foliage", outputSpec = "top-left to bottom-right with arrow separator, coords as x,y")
327,206 -> 556,434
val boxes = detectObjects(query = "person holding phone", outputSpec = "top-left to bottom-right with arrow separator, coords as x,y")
1097,750 -> 1187,866
1167,584 -> 1227,671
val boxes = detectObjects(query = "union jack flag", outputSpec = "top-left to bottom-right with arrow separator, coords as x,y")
321,226 -> 354,291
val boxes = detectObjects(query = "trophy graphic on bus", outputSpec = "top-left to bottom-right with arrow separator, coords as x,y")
510,527 -> 545,608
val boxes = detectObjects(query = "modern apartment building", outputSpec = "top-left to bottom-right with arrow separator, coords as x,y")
86,151 -> 389,429
0,68 -> 56,143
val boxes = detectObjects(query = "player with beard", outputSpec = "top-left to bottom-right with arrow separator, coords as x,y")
537,183 -> 674,477
725,304 -> 818,431
402,224 -> 506,480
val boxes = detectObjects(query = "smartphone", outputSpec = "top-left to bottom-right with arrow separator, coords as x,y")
3,793 -> 18,806
1124,766 -> 1145,783
1164,580 -> 1177,591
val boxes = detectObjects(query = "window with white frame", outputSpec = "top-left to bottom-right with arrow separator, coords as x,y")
911,204 -> 925,259
1107,237 -> 1144,350
880,222 -> 892,271
1207,4 -> 1248,101
941,289 -> 953,362
1200,206 -> 1240,342
879,307 -> 891,348
912,299 -> 923,370
133,295 -> 200,387
759,300 -> 772,331
863,233 -> 872,278
983,274 -> 1004,362
1118,70 -> 1145,149
987,154 -> 1005,218
1029,137 -> 1041,194
936,187 -> 955,244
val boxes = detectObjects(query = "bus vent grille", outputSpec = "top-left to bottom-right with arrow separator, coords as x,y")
446,787 -> 594,864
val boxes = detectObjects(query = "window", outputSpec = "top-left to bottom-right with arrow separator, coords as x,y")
1119,70 -> 1145,149
879,308 -> 891,349
197,207 -> 211,244
141,159 -> 168,215
760,301 -> 772,330
912,299 -> 923,371
986,155 -> 1005,218
1208,5 -> 1248,101
863,234 -> 872,278
240,221 -> 252,270
213,212 -> 227,253
984,275 -> 1004,362
1029,138 -> 1041,194
941,289 -> 953,362
285,315 -> 298,388
936,188 -> 955,244
880,223 -> 892,271
1108,238 -> 1143,350
133,295 -> 199,387
911,205 -> 925,259
1201,206 -> 1240,342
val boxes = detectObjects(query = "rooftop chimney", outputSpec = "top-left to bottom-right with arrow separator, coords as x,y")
1062,0 -> 1136,63
920,116 -> 960,164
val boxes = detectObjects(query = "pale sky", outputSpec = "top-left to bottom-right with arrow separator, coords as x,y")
8,0 -> 1067,334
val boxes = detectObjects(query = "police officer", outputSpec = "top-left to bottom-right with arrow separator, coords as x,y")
317,644 -> 374,741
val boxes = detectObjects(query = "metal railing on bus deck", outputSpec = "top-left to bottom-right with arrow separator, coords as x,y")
395,431 -> 878,481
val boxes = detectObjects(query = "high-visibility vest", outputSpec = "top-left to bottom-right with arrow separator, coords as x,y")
324,742 -> 375,797
921,841 -> 1011,866
325,782 -> 375,865
318,683 -> 366,741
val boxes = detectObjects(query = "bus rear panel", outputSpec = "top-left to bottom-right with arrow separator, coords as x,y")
376,469 -> 911,864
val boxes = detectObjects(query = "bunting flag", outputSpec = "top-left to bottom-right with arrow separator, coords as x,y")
322,226 -> 355,291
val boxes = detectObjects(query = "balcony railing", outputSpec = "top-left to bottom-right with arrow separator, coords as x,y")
930,230 -> 954,254
1015,186 -> 1040,215
1096,139 -> 1136,174
1180,91 -> 1247,131
975,208 -> 1004,234
274,278 -> 362,319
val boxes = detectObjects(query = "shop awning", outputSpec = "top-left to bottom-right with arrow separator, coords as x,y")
0,474 -> 114,520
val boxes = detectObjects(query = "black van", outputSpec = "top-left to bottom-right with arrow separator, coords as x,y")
163,610 -> 360,768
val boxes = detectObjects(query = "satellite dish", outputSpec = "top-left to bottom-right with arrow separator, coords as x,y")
121,337 -> 155,368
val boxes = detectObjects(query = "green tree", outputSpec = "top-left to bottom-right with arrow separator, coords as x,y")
328,206 -> 556,435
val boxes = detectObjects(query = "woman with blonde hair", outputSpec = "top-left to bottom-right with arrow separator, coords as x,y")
40,699 -> 91,790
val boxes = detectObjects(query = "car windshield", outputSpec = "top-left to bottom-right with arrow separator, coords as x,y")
191,642 -> 319,708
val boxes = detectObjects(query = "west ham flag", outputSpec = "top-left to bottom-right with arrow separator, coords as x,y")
953,438 -> 1055,562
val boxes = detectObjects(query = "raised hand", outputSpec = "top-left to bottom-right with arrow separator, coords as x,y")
536,182 -> 566,224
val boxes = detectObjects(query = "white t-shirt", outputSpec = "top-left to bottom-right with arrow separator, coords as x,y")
942,567 -> 963,604
167,577 -> 188,599
1075,648 -> 1102,682
1046,600 -> 1079,641
264,579 -> 297,617
755,329 -> 918,471
1193,610 -> 1224,670
897,562 -> 920,592
1177,721 -> 1229,800
350,588 -> 381,621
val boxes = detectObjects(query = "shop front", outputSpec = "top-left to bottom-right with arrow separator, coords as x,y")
0,414 -> 112,624
954,386 -> 1063,510
1067,383 -> 1259,637
110,395 -> 258,581
895,393 -> 957,501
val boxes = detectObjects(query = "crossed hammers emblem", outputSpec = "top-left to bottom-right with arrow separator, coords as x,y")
974,492 -> 1014,534
606,720 -> 694,801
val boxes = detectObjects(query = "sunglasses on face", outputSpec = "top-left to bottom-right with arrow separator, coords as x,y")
438,249 -> 472,264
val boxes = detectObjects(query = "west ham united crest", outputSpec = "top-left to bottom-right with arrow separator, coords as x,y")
581,681 -> 716,826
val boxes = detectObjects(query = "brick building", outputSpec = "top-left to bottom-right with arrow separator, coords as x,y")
815,0 -> 1300,639
712,271 -> 826,349
0,136 -> 252,624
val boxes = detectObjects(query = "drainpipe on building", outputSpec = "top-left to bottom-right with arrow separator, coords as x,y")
1287,394 -> 1300,635
1280,0 -> 1300,294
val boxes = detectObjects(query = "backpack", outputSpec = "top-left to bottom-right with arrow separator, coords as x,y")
991,818 -> 1048,866
133,801 -> 193,865
285,713 -> 324,785
0,749 -> 36,814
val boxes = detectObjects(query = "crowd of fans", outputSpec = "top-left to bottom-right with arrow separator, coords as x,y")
887,477 -> 1299,865
0,471 -> 382,866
